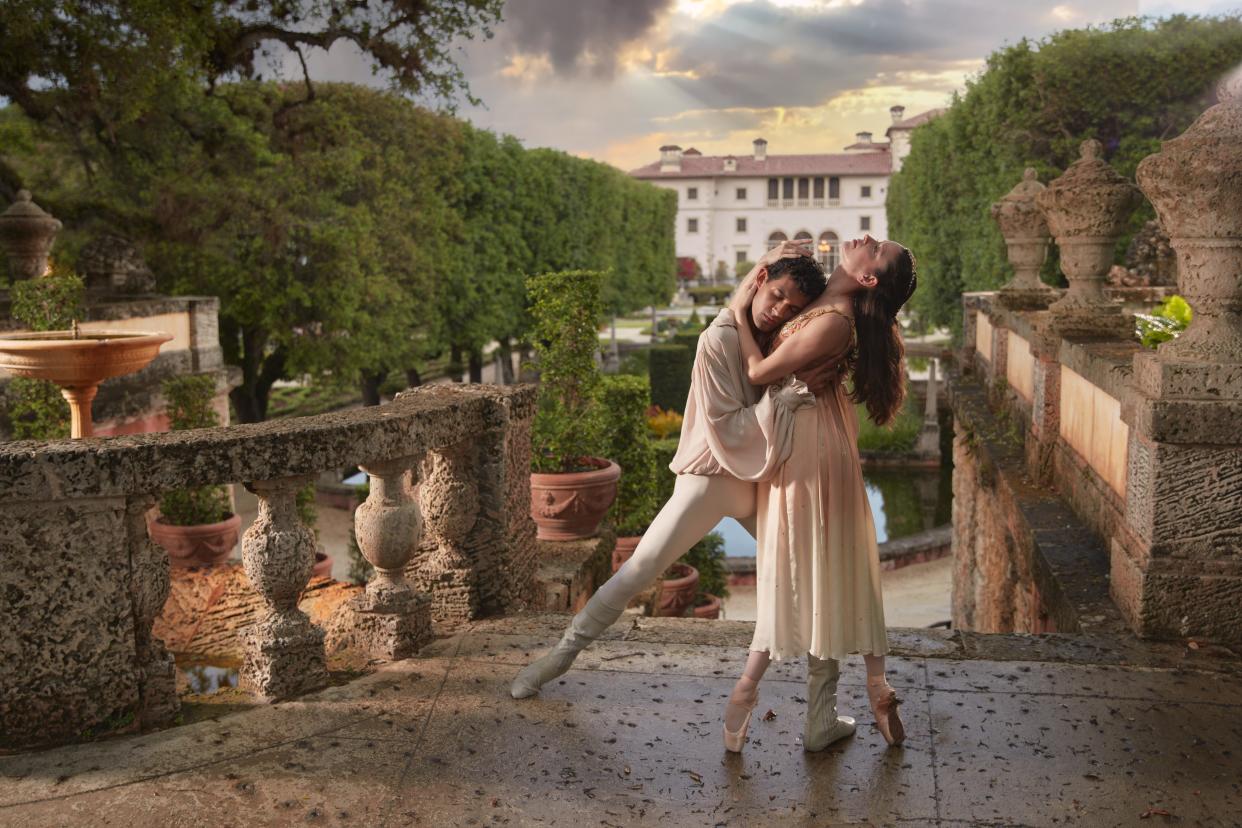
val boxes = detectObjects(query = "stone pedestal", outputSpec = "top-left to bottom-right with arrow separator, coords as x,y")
1113,74 -> 1242,641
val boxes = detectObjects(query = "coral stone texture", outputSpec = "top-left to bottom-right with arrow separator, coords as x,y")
0,384 -> 538,749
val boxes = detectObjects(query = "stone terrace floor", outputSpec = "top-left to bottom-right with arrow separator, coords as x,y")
2,614 -> 1240,827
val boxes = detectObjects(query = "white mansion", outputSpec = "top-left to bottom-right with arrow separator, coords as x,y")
629,105 -> 940,279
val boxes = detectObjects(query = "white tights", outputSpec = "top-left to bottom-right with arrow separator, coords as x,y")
594,473 -> 757,612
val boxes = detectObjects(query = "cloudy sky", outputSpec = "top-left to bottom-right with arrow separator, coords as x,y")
301,0 -> 1242,171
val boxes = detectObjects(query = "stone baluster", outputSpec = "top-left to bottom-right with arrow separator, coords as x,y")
419,441 -> 482,621
1115,72 -> 1242,639
239,474 -> 328,700
1035,140 -> 1141,336
990,168 -> 1057,310
125,495 -> 180,727
0,190 -> 62,281
332,454 -> 432,659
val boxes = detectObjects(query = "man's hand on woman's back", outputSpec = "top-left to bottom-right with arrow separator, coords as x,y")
795,357 -> 845,396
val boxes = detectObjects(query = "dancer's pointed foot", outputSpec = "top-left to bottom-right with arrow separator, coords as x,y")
723,677 -> 759,753
866,676 -> 905,746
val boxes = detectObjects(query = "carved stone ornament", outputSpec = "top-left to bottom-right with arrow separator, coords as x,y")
1036,140 -> 1142,318
990,168 -> 1056,306
0,190 -> 63,281
1135,70 -> 1242,363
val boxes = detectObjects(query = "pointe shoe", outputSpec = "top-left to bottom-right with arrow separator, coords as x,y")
722,684 -> 759,753
510,595 -> 622,699
803,655 -> 856,752
866,677 -> 905,746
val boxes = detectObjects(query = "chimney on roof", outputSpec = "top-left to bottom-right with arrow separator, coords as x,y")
724,155 -> 737,172
855,131 -> 872,144
890,105 -> 906,124
753,138 -> 767,162
659,144 -> 683,171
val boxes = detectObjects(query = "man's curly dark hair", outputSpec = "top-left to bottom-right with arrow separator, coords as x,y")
766,255 -> 827,300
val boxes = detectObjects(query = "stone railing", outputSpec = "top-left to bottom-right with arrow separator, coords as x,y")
952,76 -> 1242,644
0,383 -> 538,749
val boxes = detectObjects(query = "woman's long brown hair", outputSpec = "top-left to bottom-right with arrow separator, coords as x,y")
849,246 -> 917,426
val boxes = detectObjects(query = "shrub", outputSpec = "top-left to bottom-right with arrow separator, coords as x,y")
682,531 -> 729,602
4,268 -> 84,440
527,270 -> 607,472
648,343 -> 693,414
649,436 -> 680,508
1135,294 -> 1192,349
734,260 -> 755,280
686,285 -> 732,305
159,374 -> 231,526
618,347 -> 650,377
597,375 -> 659,535
855,394 -> 922,453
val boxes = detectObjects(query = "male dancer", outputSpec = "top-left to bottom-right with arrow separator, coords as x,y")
511,240 -> 830,699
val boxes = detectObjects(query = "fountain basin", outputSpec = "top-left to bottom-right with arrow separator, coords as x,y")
0,330 -> 174,437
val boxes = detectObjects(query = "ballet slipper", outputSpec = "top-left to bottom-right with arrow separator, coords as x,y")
510,594 -> 621,699
866,676 -> 905,746
803,655 -> 856,752
722,680 -> 759,753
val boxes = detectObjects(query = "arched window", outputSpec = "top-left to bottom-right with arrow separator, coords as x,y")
767,230 -> 787,251
817,231 -> 839,272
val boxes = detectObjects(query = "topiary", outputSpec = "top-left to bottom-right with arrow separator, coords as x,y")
527,270 -> 608,472
158,374 -> 231,526
596,375 -> 658,536
648,343 -> 693,415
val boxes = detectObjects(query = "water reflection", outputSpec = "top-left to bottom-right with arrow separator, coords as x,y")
711,465 -> 952,555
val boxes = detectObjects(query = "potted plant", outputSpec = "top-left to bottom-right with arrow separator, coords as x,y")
682,532 -> 730,619
654,561 -> 699,617
527,270 -> 620,540
597,375 -> 659,571
148,374 -> 240,567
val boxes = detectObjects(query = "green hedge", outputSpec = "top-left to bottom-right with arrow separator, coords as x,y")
687,285 -> 733,305
596,375 -> 658,534
650,437 -> 681,509
648,344 -> 694,414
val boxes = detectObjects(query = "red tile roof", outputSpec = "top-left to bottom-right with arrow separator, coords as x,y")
629,150 -> 892,179
843,141 -> 891,151
886,108 -> 945,136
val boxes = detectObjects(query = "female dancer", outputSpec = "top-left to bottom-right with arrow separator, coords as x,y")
721,234 -> 917,753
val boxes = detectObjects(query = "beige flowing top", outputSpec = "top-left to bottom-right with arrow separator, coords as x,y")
669,309 -> 813,482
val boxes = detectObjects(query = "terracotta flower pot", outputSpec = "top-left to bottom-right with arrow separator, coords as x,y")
612,534 -> 643,572
655,562 -> 699,618
693,593 -> 723,619
312,546 -> 333,580
530,458 -> 621,541
149,513 -> 241,568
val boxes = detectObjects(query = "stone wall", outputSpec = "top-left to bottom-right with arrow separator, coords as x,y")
0,383 -> 539,749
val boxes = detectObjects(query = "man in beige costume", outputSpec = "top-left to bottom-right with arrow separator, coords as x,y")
512,243 -> 832,701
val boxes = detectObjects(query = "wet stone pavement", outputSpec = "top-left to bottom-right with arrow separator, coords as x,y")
1,614 -> 1240,827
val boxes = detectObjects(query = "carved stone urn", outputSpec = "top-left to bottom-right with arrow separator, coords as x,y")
1035,140 -> 1142,333
989,168 -> 1057,309
1135,73 -> 1242,366
0,190 -> 62,281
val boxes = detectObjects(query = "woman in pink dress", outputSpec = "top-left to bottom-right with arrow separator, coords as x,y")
721,234 -> 917,753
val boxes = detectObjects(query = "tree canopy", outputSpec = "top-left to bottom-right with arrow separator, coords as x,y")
887,14 -> 1242,331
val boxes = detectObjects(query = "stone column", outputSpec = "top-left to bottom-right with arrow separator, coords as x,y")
914,358 -> 941,460
990,168 -> 1058,310
239,474 -> 328,700
331,455 -> 432,660
1117,75 -> 1242,641
419,441 -> 482,621
125,495 -> 180,727
1035,140 -> 1142,338
0,190 -> 62,281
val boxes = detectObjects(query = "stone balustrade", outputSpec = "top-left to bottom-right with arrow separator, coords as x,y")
0,383 -> 538,749
955,77 -> 1242,643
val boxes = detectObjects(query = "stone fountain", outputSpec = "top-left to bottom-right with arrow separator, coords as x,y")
0,191 -> 172,438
